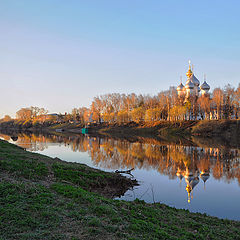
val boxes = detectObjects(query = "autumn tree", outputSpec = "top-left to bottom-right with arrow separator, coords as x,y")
72,108 -> 79,121
79,107 -> 89,123
223,84 -> 235,119
212,88 -> 224,120
91,96 -> 103,122
30,106 -> 48,118
157,92 -> 168,120
131,107 -> 145,123
184,100 -> 191,120
117,110 -> 128,123
169,105 -> 187,121
83,109 -> 90,123
2,115 -> 12,122
16,108 -> 32,120
145,108 -> 162,122
233,84 -> 240,118
16,107 -> 48,121
198,94 -> 211,119
165,87 -> 178,120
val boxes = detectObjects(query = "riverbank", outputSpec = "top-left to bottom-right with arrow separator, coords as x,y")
0,140 -> 239,239
95,120 -> 240,148
1,120 -> 239,141
49,120 -> 240,144
95,120 -> 239,138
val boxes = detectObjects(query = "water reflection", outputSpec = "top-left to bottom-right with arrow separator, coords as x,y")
1,131 -> 239,205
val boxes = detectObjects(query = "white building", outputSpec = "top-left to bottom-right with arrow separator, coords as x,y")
177,62 -> 210,98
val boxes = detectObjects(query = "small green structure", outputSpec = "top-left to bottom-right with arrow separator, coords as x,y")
81,128 -> 88,134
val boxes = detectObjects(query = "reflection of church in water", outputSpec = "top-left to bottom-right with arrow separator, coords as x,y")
176,167 -> 210,203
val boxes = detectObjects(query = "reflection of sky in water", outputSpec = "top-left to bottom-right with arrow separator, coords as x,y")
37,145 -> 94,168
2,133 -> 240,221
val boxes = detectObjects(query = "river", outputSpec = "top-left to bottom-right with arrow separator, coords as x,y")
1,131 -> 239,221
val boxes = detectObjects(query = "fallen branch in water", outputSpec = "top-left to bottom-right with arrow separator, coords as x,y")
115,168 -> 134,175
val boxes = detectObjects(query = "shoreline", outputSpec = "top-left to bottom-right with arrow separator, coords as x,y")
1,119 -> 239,138
0,120 -> 239,150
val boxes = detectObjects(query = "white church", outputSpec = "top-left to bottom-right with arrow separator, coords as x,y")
177,61 -> 210,98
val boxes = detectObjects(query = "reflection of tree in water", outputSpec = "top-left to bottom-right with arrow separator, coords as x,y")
88,139 -> 239,203
0,134 -> 11,141
89,139 -> 240,187
1,131 -> 239,201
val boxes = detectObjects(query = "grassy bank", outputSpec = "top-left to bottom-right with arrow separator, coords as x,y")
0,140 -> 240,239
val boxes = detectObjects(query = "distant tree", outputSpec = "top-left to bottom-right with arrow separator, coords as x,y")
72,108 -> 79,121
16,108 -> 32,120
233,84 -> 240,119
184,100 -> 191,120
212,88 -> 224,120
165,87 -> 178,120
91,96 -> 103,122
198,94 -> 211,119
83,109 -> 90,123
16,107 -> 48,121
223,84 -> 235,119
103,112 -> 115,123
64,113 -> 72,122
3,115 -> 12,122
169,105 -> 187,121
145,108 -> 155,122
117,110 -> 128,123
76,107 -> 89,123
110,93 -> 122,113
131,107 -> 145,123
176,92 -> 186,106
91,111 -> 99,122
157,92 -> 168,120
30,106 -> 48,118
192,96 -> 199,120
145,108 -> 161,122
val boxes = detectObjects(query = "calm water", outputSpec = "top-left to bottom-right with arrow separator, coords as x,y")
1,131 -> 240,221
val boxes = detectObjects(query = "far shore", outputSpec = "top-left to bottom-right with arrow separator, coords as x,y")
0,120 -> 239,144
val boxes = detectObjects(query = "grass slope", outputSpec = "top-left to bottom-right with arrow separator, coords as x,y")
0,140 -> 239,240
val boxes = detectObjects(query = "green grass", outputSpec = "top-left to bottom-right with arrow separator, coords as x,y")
52,163 -> 107,188
0,140 -> 48,179
0,139 -> 240,240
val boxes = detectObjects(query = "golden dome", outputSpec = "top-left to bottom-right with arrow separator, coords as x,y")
186,185 -> 192,203
186,184 -> 192,194
186,64 -> 193,78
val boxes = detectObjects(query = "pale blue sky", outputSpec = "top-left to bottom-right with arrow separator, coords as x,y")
0,0 -> 239,117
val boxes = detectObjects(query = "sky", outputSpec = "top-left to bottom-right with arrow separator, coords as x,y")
0,0 -> 240,117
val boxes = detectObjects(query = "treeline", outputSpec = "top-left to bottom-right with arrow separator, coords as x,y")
1,84 -> 239,126
73,84 -> 240,123
0,107 -> 51,129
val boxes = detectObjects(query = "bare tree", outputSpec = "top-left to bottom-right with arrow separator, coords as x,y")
212,88 -> 224,120
223,84 -> 235,119
198,94 -> 211,119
